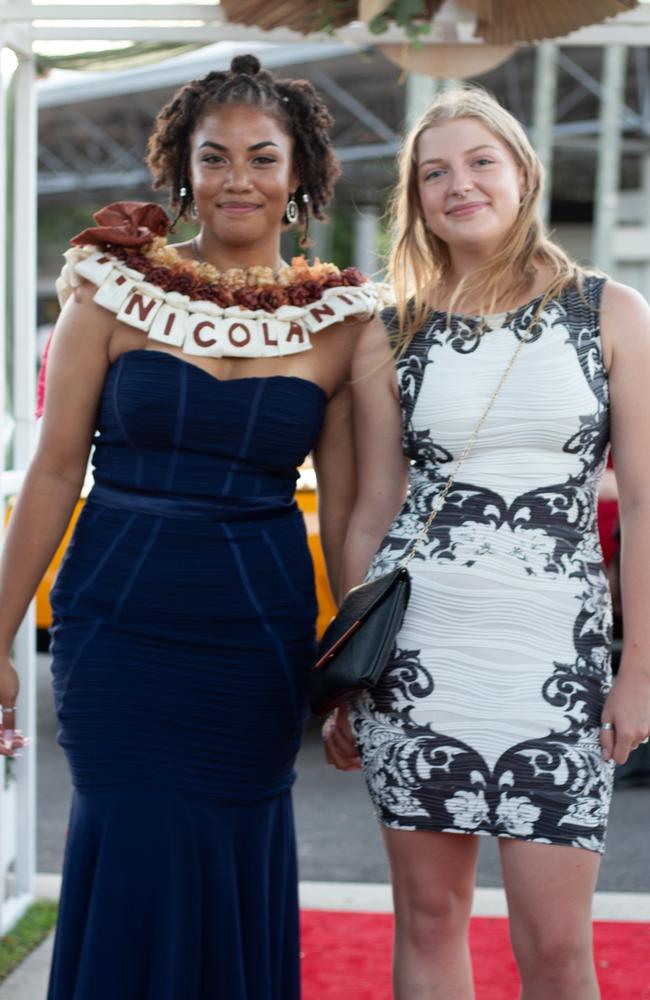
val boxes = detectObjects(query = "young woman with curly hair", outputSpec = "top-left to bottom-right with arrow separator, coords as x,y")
0,54 -> 375,1000
324,86 -> 650,999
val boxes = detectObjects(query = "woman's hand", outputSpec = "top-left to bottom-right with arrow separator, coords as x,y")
600,669 -> 650,765
0,656 -> 27,757
322,703 -> 362,771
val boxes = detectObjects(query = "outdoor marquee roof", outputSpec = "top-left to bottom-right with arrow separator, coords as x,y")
35,37 -> 650,212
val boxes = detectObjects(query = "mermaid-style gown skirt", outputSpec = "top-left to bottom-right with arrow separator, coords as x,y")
47,350 -> 325,999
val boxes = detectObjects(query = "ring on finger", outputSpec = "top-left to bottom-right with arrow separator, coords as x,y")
0,707 -> 16,714
600,722 -> 615,731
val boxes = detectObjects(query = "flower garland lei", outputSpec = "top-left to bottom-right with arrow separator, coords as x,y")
40,201 -> 380,416
56,201 -> 378,358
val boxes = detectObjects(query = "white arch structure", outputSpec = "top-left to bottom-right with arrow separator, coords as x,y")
1,0 -> 650,933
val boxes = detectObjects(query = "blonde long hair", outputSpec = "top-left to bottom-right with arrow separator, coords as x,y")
388,86 -> 584,353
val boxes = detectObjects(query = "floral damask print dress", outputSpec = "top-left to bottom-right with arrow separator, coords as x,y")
350,276 -> 615,853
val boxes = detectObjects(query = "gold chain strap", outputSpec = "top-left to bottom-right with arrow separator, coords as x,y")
401,330 -> 530,569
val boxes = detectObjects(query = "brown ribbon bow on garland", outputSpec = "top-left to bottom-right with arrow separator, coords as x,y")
70,201 -> 171,250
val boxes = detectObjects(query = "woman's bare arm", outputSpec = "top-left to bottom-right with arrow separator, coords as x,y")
0,283 -> 113,657
599,279 -> 650,764
340,317 -> 409,596
323,316 -> 409,770
312,384 -> 355,602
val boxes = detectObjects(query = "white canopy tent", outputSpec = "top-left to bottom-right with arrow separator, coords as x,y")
2,0 -> 650,933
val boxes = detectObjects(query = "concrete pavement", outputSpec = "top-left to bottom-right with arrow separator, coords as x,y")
0,936 -> 53,1000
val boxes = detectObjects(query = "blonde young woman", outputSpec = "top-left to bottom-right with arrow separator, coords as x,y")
324,87 -> 650,1000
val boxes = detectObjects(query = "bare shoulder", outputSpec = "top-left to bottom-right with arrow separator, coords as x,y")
51,277 -> 116,361
349,313 -> 398,399
599,279 -> 650,370
355,312 -> 396,363
64,276 -> 112,322
601,278 -> 650,321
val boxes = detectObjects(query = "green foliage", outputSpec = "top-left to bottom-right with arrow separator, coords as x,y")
317,0 -> 432,39
369,0 -> 432,39
0,900 -> 58,983
4,756 -> 15,790
331,205 -> 355,269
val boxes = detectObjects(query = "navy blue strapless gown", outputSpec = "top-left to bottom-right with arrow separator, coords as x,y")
47,349 -> 325,1000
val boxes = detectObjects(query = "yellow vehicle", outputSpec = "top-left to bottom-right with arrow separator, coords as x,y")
26,476 -> 336,641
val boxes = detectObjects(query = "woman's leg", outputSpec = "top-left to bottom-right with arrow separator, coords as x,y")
500,839 -> 602,1000
382,827 -> 480,1000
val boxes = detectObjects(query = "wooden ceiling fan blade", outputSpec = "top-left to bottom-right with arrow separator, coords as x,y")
220,0 -> 636,39
220,0 -> 357,33
473,0 -> 638,44
359,0 -> 392,21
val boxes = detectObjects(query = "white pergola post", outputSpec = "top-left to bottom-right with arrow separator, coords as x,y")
353,206 -> 381,278
594,45 -> 628,272
532,43 -> 558,223
640,153 -> 650,300
12,42 -> 37,911
405,72 -> 439,128
0,53 -> 7,479
0,23 -> 37,933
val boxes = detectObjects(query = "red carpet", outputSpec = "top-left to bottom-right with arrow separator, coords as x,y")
300,910 -> 650,999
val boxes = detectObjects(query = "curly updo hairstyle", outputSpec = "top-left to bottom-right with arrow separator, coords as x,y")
146,53 -> 340,243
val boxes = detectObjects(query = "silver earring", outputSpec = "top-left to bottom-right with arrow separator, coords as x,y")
179,185 -> 187,199
286,195 -> 299,224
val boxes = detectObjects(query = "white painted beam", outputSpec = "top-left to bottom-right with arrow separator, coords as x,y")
354,206 -> 381,278
532,43 -> 557,223
405,73 -> 438,129
11,47 -> 37,906
593,45 -> 627,272
0,50 -> 7,478
0,3 -> 225,19
613,225 -> 650,262
37,41 -> 354,108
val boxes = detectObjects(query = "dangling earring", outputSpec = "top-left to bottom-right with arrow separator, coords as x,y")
285,194 -> 299,225
301,192 -> 310,242
178,181 -> 196,220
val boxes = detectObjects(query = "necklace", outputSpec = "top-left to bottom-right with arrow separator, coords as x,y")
190,235 -> 288,275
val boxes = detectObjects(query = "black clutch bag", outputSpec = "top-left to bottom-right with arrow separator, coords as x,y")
309,567 -> 411,716
308,328 -> 529,718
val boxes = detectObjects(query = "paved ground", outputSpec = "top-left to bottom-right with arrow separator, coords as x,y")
36,654 -> 650,890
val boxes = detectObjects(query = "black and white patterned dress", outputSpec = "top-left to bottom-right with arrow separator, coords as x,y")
351,276 -> 615,853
